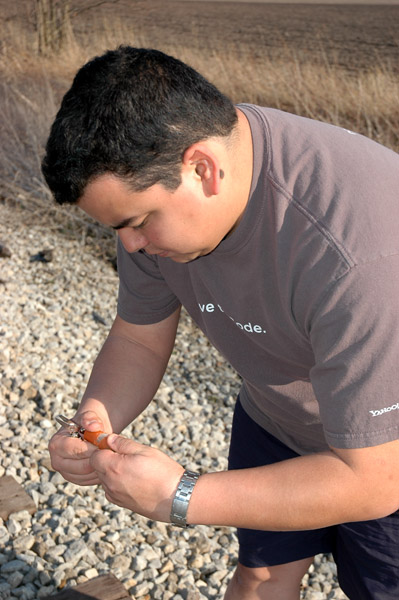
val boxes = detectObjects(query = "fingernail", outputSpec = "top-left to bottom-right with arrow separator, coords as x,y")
84,419 -> 101,428
107,434 -> 117,444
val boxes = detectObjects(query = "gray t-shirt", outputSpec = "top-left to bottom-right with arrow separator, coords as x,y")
117,104 -> 399,455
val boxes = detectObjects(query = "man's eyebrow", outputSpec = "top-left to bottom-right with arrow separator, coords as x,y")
111,217 -> 135,230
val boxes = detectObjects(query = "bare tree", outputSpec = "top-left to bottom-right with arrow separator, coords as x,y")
34,0 -> 122,56
35,0 -> 72,55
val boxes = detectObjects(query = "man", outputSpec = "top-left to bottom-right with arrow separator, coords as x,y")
43,46 -> 399,600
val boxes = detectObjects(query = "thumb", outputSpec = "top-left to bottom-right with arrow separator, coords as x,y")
106,434 -> 143,455
78,410 -> 106,432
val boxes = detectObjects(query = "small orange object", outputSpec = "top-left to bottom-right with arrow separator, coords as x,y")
82,429 -> 111,449
55,415 -> 112,449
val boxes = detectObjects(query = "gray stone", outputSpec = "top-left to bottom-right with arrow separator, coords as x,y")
0,561 -> 29,575
7,572 -> 24,588
12,535 -> 35,554
63,539 -> 88,565
109,555 -> 131,572
0,582 -> 11,600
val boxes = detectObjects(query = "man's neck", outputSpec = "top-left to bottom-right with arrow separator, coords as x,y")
224,107 -> 254,236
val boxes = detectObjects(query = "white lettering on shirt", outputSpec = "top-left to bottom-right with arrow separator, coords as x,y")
369,403 -> 399,417
198,302 -> 266,334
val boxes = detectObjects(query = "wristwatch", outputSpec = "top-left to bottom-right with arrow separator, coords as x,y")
170,469 -> 200,527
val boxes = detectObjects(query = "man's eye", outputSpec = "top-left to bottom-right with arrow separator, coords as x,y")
134,218 -> 147,230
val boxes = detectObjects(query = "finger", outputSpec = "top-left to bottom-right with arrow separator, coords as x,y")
88,436 -> 138,475
52,455 -> 96,476
106,434 -> 144,455
57,470 -> 101,486
89,447 -> 116,474
49,431 -> 98,460
103,487 -> 119,506
100,480 -> 125,507
77,410 -> 107,432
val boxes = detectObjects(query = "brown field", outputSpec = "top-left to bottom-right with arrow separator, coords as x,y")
123,1 -> 399,73
2,1 -> 399,74
54,1 -> 399,74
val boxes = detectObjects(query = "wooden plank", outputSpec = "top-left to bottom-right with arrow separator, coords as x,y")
51,574 -> 132,599
0,475 -> 36,520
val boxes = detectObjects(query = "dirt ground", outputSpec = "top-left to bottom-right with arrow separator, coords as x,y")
87,1 -> 399,72
2,1 -> 399,73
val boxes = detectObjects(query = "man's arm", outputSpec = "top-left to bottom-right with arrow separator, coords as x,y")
188,440 -> 399,529
90,435 -> 399,528
75,309 -> 180,431
49,308 -> 180,485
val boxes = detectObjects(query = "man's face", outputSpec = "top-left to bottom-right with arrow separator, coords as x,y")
78,174 -> 232,263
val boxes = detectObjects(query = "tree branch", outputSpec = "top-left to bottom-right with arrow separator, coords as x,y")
69,0 -> 123,19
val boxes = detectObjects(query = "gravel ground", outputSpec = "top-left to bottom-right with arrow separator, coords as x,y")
0,199 -> 349,599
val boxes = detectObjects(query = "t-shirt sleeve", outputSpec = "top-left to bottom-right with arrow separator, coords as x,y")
116,239 -> 181,324
309,255 -> 399,449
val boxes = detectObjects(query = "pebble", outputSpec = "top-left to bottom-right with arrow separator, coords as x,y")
0,201 -> 348,598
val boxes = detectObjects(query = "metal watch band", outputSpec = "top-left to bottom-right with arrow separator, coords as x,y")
170,469 -> 200,527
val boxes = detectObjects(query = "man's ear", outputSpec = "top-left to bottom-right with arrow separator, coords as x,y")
182,143 -> 223,196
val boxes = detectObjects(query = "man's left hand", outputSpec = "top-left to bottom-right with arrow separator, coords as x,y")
90,435 -> 184,521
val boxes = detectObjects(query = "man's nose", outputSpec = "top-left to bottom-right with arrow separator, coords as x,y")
117,228 -> 148,253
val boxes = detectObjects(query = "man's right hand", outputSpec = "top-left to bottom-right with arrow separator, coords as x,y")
48,411 -> 111,486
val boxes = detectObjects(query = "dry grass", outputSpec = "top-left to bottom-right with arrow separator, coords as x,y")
0,4 -> 398,242
194,45 -> 399,150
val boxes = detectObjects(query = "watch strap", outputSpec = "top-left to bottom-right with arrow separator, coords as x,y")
170,469 -> 200,527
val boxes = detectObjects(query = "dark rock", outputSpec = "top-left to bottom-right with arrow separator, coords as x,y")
29,249 -> 53,263
0,243 -> 11,258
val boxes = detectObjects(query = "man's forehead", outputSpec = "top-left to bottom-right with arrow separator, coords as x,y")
84,173 -> 127,195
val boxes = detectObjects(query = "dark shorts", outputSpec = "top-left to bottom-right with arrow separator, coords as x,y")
228,398 -> 399,600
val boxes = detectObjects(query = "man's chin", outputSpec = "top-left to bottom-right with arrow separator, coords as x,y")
168,253 -> 200,264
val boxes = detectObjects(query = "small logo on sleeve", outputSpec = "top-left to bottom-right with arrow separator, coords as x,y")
369,403 -> 399,417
